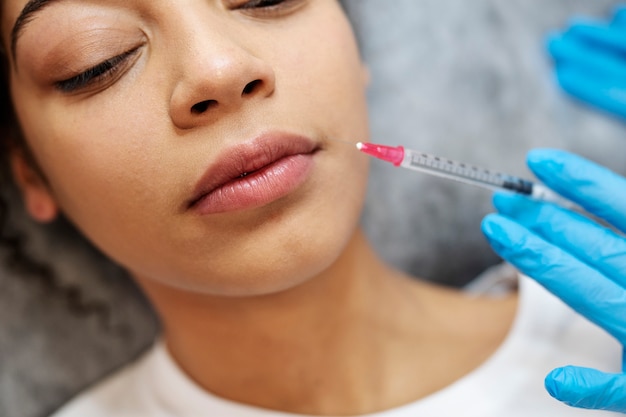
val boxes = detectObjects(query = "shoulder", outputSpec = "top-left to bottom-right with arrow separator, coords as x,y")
49,345 -> 157,417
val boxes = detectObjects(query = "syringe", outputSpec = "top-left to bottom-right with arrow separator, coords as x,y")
357,142 -> 569,205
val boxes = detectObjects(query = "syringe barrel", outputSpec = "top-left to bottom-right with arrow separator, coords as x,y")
402,149 -> 534,194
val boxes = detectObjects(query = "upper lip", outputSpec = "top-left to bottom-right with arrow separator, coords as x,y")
188,132 -> 319,209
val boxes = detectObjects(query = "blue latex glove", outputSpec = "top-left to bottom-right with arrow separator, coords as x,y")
547,7 -> 626,119
481,149 -> 626,412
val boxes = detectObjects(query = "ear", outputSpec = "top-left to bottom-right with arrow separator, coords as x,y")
10,151 -> 59,223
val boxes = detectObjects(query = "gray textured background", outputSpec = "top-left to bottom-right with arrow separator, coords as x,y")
2,1 -> 626,417
353,0 -> 626,286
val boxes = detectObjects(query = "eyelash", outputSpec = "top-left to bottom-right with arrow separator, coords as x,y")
55,47 -> 140,93
54,0 -> 299,93
237,0 -> 302,14
239,0 -> 291,9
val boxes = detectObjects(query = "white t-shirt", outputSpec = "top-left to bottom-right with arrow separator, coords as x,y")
50,275 -> 623,417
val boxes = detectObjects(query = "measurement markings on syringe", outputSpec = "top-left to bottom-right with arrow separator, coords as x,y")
410,153 -> 509,187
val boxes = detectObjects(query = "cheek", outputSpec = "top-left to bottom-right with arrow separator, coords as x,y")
15,72 -> 171,210
13,88 -> 178,260
287,13 -> 369,141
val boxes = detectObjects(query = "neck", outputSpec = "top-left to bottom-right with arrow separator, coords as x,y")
134,229 -> 517,415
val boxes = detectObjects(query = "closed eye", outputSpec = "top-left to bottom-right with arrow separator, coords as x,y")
55,47 -> 141,93
236,0 -> 306,15
239,0 -> 291,8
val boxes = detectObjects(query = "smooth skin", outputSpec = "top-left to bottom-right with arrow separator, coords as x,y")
2,0 -> 516,414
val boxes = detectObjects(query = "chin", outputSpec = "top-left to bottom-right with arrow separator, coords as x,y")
138,207 -> 362,298
131,151 -> 369,297
203,225 -> 361,297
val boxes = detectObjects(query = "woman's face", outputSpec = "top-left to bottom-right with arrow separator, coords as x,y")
2,0 -> 370,296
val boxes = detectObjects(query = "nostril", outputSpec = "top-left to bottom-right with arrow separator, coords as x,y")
191,99 -> 218,114
242,80 -> 262,96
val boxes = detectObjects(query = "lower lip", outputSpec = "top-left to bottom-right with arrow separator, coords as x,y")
192,153 -> 315,215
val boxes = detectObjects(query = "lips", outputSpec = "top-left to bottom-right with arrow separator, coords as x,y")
188,133 -> 319,215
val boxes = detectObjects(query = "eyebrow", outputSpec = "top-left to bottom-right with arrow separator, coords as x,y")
10,0 -> 61,62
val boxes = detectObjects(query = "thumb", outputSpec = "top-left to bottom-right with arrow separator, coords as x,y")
546,366 -> 626,412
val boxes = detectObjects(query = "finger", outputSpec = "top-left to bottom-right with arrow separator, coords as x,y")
553,67 -> 626,119
493,193 -> 626,287
546,36 -> 626,83
526,149 -> 626,232
565,21 -> 626,54
612,7 -> 626,27
547,35 -> 626,79
545,366 -> 626,413
546,26 -> 626,117
482,214 -> 626,343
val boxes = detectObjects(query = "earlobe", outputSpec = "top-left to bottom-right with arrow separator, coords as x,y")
10,152 -> 59,223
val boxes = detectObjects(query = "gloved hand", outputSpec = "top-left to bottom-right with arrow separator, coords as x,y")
547,6 -> 626,119
481,148 -> 626,412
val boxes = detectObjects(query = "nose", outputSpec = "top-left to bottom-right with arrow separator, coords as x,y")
168,24 -> 276,130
